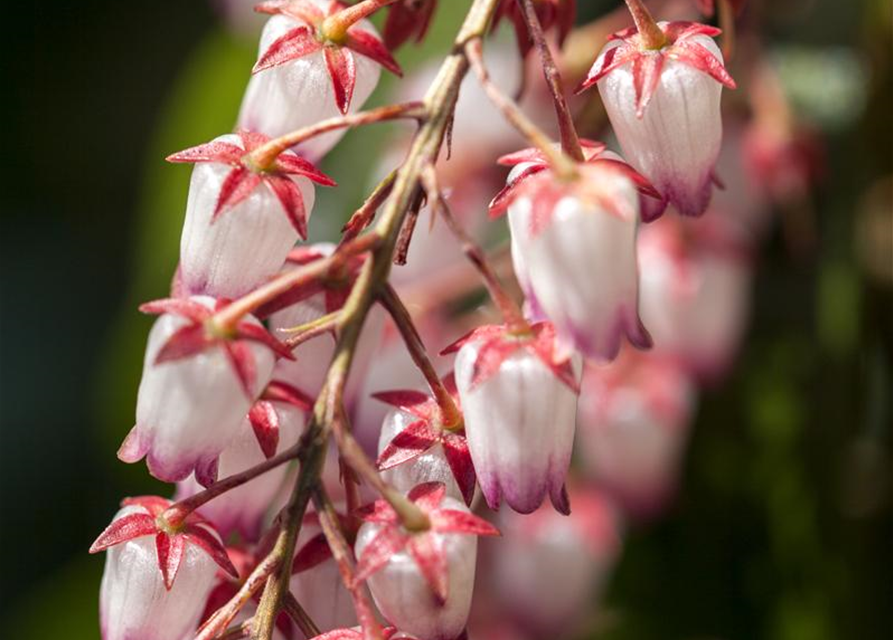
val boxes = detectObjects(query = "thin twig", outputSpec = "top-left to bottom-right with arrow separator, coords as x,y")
379,283 -> 462,428
341,170 -> 399,244
282,592 -> 321,639
518,0 -> 585,161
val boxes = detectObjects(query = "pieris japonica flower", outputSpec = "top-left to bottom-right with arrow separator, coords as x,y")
239,0 -> 401,160
119,297 -> 290,484
374,383 -> 475,506
290,510 -> 359,632
448,322 -> 581,514
638,216 -> 752,380
494,158 -> 654,362
355,483 -> 499,640
490,488 -> 622,634
576,349 -> 697,517
90,497 -> 237,640
176,380 -> 309,540
167,130 -> 334,298
577,21 -> 736,217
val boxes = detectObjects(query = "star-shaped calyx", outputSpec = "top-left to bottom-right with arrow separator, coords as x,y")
140,297 -> 294,398
89,496 -> 238,590
354,482 -> 499,603
313,628 -> 400,640
492,0 -> 576,59
576,21 -> 736,118
253,0 -> 403,114
442,322 -> 579,393
372,377 -> 476,506
167,129 -> 335,240
249,378 -> 313,458
489,139 -> 662,221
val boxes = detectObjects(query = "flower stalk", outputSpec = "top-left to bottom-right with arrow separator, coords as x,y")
623,0 -> 667,50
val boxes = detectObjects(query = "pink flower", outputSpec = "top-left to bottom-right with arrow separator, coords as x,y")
373,383 -> 476,506
91,497 -> 237,640
638,216 -> 752,381
239,0 -> 401,160
576,349 -> 697,518
175,378 -> 310,541
354,483 -> 499,640
447,323 -> 581,514
119,297 -> 290,484
498,162 -> 652,362
489,487 -> 622,634
577,21 -> 735,216
492,0 -> 576,60
168,130 -> 334,298
383,0 -> 438,49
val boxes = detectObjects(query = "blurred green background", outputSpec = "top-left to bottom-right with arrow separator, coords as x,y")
0,1 -> 889,638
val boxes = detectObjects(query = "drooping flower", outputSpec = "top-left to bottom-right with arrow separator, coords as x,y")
119,296 -> 289,484
91,497 -> 237,640
638,215 -> 752,381
354,483 -> 499,640
373,382 -> 475,506
239,0 -> 401,159
175,378 -> 310,541
446,322 -> 581,514
492,0 -> 576,60
489,487 -> 622,634
498,162 -> 652,362
168,130 -> 334,298
577,21 -> 736,216
576,348 -> 697,518
383,0 -> 438,50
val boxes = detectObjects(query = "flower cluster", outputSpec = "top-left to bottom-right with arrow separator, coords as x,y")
89,0 -> 796,638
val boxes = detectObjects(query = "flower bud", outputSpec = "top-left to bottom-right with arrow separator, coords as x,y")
119,296 -> 277,484
95,503 -> 227,640
239,8 -> 383,161
507,164 -> 650,362
178,134 -> 317,299
580,22 -> 735,216
450,324 -> 581,514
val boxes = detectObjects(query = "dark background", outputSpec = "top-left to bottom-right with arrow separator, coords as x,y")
1,1 -> 890,638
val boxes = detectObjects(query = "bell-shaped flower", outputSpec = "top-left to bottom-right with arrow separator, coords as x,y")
373,382 -> 475,506
497,162 -> 652,362
577,21 -> 736,216
289,510 -> 359,633
638,216 -> 752,380
239,0 -> 401,160
175,377 -> 310,541
119,296 -> 290,484
167,130 -> 334,298
489,487 -> 622,634
576,348 -> 697,518
447,322 -> 581,514
91,496 -> 238,640
354,483 -> 499,640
